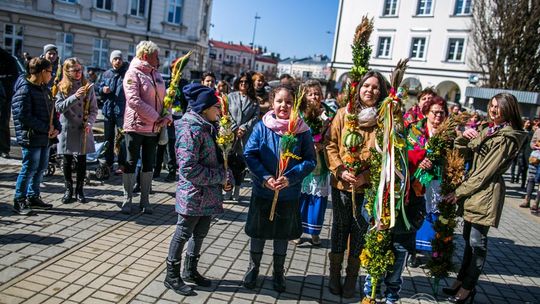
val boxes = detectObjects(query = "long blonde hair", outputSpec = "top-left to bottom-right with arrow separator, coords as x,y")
58,57 -> 87,96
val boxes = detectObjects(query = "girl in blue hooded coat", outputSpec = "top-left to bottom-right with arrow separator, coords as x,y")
242,84 -> 316,292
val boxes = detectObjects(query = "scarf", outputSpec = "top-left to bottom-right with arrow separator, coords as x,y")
262,110 -> 310,136
357,107 -> 378,128
487,122 -> 509,136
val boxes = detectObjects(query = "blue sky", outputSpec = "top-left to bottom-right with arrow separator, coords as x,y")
209,0 -> 339,59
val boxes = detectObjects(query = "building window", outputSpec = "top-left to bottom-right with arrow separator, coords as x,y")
446,38 -> 465,62
383,0 -> 398,16
218,53 -> 222,59
376,36 -> 392,58
454,0 -> 472,15
95,0 -> 112,10
92,38 -> 109,68
410,37 -> 427,60
167,0 -> 183,24
3,24 -> 23,58
256,64 -> 259,70
56,33 -> 73,59
130,0 -> 146,17
162,50 -> 177,75
128,44 -> 135,61
416,0 -> 433,15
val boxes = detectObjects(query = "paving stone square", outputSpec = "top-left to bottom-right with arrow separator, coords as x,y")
1,155 -> 540,303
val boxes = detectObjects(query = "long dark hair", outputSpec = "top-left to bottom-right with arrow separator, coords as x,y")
490,93 -> 523,130
354,70 -> 388,110
233,71 -> 256,101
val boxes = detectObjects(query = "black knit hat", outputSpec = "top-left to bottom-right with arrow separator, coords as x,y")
182,83 -> 218,114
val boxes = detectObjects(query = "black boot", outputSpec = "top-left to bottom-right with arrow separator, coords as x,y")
164,260 -> 195,296
75,156 -> 87,203
407,253 -> 419,268
342,255 -> 360,298
13,198 -> 34,215
272,254 -> 287,292
328,252 -> 343,295
243,251 -> 263,289
62,159 -> 74,204
182,254 -> 211,287
28,196 -> 53,209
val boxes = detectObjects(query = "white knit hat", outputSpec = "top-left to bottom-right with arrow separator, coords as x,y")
109,50 -> 123,63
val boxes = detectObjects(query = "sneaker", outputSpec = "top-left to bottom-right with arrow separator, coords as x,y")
28,196 -> 53,210
292,238 -> 302,245
0,152 -> 9,158
13,198 -> 34,215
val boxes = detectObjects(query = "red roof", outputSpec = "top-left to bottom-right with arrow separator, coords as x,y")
256,56 -> 278,64
210,40 -> 256,54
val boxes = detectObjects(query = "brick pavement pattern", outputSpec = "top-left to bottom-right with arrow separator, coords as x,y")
0,157 -> 539,304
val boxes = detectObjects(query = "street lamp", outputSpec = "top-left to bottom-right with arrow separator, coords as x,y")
250,13 -> 261,50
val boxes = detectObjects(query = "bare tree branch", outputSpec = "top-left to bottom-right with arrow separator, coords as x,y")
471,0 -> 540,91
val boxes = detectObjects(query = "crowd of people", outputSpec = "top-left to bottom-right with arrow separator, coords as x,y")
0,40 -> 532,303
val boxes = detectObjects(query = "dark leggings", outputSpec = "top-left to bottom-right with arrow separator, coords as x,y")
330,187 -> 368,257
457,221 -> 490,290
124,132 -> 158,173
167,215 -> 211,262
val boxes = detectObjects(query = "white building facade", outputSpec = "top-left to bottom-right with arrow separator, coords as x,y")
331,0 -> 476,105
278,55 -> 331,81
0,0 -> 212,79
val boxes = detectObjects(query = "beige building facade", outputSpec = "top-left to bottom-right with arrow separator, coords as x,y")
0,0 -> 212,79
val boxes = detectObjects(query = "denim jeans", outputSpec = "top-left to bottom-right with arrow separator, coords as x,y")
363,241 -> 409,303
167,215 -> 212,262
250,238 -> 288,255
457,221 -> 490,290
14,146 -> 50,200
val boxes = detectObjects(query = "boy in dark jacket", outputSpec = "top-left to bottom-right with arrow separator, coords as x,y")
11,57 -> 61,214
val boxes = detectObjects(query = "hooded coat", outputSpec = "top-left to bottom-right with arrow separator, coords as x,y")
122,57 -> 169,133
174,111 -> 227,216
455,125 -> 527,227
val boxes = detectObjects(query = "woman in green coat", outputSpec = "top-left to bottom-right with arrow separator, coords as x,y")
443,93 -> 527,303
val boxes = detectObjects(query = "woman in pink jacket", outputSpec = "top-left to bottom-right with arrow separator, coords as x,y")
121,40 -> 171,215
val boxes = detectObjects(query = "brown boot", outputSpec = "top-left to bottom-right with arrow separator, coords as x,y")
328,252 -> 343,295
342,255 -> 360,298
520,196 -> 530,208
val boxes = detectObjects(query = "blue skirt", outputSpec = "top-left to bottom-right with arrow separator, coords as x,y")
416,212 -> 438,252
299,193 -> 328,235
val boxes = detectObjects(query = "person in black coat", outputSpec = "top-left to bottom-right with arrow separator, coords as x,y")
98,50 -> 128,172
11,57 -> 61,215
0,47 -> 20,158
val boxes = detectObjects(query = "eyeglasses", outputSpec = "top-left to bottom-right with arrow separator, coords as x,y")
430,110 -> 446,116
69,69 -> 82,73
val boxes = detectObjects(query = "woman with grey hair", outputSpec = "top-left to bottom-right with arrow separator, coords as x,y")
122,40 -> 171,214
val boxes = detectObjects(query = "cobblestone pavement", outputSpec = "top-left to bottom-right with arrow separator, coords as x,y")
0,155 -> 539,304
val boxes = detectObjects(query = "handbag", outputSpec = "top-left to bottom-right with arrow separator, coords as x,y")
158,126 -> 168,145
